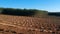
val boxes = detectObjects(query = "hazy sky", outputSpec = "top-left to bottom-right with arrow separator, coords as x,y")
0,0 -> 60,12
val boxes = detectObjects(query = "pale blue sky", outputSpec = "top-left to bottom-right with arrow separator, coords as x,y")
0,0 -> 60,12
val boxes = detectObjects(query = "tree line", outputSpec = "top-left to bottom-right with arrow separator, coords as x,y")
0,8 -> 47,16
48,12 -> 60,16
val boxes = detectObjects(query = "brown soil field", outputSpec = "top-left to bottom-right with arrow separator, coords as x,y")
0,14 -> 60,34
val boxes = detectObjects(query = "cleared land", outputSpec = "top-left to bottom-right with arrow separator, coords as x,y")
0,14 -> 60,34
0,8 -> 60,34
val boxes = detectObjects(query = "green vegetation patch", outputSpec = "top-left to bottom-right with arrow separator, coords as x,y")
0,8 -> 48,17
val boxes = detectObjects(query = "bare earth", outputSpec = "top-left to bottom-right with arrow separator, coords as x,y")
0,14 -> 60,34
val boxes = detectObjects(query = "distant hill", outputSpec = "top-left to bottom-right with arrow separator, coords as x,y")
0,8 -> 48,17
48,12 -> 60,16
0,8 -> 60,17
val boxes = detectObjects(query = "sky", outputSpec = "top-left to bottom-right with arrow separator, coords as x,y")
0,0 -> 60,12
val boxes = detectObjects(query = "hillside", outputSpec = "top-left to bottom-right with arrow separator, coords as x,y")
0,8 -> 60,34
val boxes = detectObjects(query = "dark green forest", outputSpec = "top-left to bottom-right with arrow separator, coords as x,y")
0,8 -> 60,17
48,12 -> 60,16
0,8 -> 47,17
